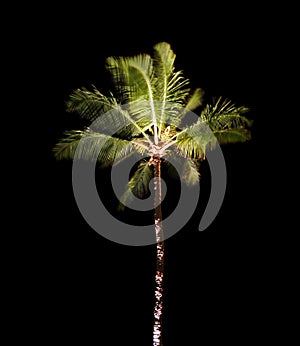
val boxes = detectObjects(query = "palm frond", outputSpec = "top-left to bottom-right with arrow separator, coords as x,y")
105,56 -> 131,103
118,159 -> 153,210
153,42 -> 176,83
172,120 -> 217,159
175,133 -> 206,160
97,134 -> 136,167
152,42 -> 190,137
126,99 -> 154,128
65,85 -> 118,122
65,85 -> 152,141
200,96 -> 252,131
166,70 -> 190,104
152,42 -> 175,135
213,127 -> 251,144
164,88 -> 205,129
185,88 -> 205,111
88,103 -> 153,144
128,99 -> 182,137
53,130 -> 84,161
152,43 -> 190,105
106,53 -> 159,143
106,54 -> 154,102
53,128 -> 135,165
155,73 -> 190,133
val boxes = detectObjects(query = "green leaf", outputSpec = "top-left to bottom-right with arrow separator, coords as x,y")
106,53 -> 160,143
53,130 -> 84,160
118,159 -> 153,210
185,88 -> 205,111
200,96 -> 252,130
53,128 -> 135,165
106,54 -> 154,103
65,86 -> 118,122
213,127 -> 251,144
175,120 -> 217,159
153,42 -> 176,80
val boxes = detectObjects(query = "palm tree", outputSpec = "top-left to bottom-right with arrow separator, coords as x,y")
53,42 -> 252,346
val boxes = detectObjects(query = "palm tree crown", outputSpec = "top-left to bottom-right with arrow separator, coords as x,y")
54,41 -> 251,199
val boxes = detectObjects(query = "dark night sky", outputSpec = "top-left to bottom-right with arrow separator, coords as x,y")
13,3 -> 287,345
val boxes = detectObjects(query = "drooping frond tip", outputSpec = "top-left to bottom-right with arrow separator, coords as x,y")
153,42 -> 176,78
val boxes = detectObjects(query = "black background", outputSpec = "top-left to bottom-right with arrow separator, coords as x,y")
11,3 -> 288,345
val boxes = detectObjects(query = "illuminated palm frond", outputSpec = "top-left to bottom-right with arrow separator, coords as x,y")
213,127 -> 251,144
106,53 -> 160,143
106,54 -> 154,103
153,42 -> 190,105
65,86 -> 118,122
118,159 -> 153,210
152,42 -> 190,134
53,128 -> 136,166
200,96 -> 252,130
161,119 -> 215,160
53,130 -> 84,161
185,88 -> 205,111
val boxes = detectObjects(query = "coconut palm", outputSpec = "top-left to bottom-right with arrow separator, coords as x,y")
53,42 -> 252,346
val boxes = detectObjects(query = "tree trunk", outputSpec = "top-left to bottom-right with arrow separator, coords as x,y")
152,156 -> 164,346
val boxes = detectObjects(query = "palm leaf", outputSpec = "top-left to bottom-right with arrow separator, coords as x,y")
97,135 -> 136,167
53,130 -> 84,161
166,88 -> 205,129
153,42 -> 190,105
118,159 -> 153,210
153,42 -> 175,135
65,86 -> 118,122
172,119 -> 217,159
153,42 -> 176,83
185,88 -> 205,111
125,99 -> 154,129
65,86 -> 153,141
106,54 -> 154,101
166,70 -> 190,104
152,42 -> 190,136
106,53 -> 159,143
53,128 -> 135,165
213,127 -> 251,144
175,134 -> 206,160
200,96 -> 252,131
